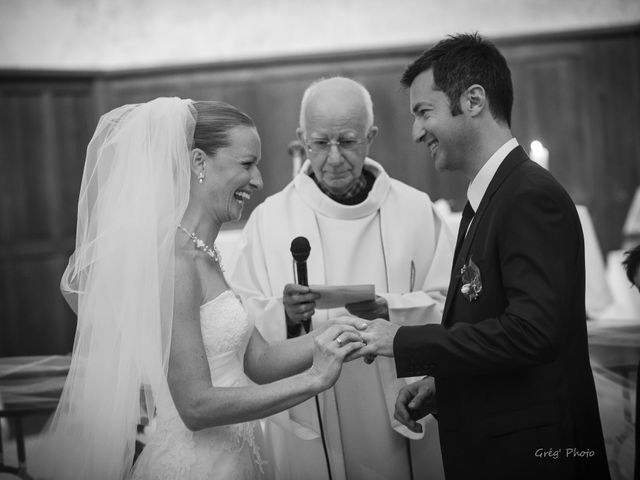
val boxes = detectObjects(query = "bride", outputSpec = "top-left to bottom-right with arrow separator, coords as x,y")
31,98 -> 366,479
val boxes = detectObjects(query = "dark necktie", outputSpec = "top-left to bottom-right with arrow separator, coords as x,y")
454,201 -> 475,259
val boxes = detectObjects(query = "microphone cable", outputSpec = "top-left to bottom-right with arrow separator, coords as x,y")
286,308 -> 333,480
314,393 -> 333,480
290,236 -> 333,480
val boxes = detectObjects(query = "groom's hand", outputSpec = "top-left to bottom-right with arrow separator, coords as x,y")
358,318 -> 399,357
394,377 -> 437,433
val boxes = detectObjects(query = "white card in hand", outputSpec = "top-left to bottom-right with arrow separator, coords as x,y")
309,284 -> 375,309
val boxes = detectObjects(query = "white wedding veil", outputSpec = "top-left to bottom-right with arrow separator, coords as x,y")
31,97 -> 195,479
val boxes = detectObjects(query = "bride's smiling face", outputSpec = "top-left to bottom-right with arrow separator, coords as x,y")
204,126 -> 263,224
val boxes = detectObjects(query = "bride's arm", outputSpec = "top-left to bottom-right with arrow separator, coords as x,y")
243,329 -> 313,384
242,319 -> 364,384
167,257 -> 363,432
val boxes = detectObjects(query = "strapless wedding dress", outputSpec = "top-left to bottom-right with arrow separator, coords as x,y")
130,290 -> 272,479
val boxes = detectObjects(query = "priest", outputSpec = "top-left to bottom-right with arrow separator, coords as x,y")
230,76 -> 454,480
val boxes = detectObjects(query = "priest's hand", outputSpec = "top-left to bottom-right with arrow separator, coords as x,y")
345,295 -> 389,320
283,283 -> 320,328
394,376 -> 437,434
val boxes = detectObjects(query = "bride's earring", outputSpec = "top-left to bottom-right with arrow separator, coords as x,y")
198,170 -> 205,184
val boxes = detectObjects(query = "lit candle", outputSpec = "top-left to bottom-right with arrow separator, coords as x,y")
529,140 -> 549,170
292,155 -> 302,179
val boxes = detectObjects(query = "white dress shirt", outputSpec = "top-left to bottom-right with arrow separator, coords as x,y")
467,137 -> 519,212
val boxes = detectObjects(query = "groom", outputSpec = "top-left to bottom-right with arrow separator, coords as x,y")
355,33 -> 610,479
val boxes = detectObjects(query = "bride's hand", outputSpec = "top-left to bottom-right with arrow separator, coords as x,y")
321,315 -> 374,364
307,321 -> 366,391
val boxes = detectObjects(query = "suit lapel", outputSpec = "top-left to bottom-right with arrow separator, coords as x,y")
441,147 -> 529,326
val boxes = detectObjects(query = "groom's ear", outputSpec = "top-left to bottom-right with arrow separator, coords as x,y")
463,84 -> 487,118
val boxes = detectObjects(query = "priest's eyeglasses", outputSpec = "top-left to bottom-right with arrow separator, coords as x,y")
305,137 -> 367,154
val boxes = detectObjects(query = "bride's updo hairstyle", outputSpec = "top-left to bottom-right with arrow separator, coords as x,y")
192,101 -> 255,157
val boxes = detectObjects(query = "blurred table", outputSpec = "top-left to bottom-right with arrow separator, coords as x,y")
588,321 -> 640,480
0,355 -> 70,478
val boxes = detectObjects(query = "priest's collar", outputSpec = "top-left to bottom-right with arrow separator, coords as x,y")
294,158 -> 392,220
310,169 -> 375,205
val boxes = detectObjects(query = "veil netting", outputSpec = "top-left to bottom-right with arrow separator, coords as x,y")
31,97 -> 195,480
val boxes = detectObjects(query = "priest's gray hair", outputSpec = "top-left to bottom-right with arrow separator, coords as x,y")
299,77 -> 374,133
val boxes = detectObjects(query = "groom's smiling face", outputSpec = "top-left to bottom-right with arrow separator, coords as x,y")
409,69 -> 472,173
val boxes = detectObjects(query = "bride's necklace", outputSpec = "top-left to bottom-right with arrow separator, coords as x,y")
177,225 -> 224,270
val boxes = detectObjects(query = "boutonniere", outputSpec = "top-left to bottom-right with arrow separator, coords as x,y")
460,257 -> 482,302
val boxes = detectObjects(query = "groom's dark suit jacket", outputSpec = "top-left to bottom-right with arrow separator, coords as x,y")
394,147 -> 610,480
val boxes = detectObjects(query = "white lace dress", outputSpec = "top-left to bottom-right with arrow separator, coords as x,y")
130,290 -> 271,480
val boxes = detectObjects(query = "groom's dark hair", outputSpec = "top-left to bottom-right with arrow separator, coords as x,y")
401,32 -> 513,127
623,244 -> 640,287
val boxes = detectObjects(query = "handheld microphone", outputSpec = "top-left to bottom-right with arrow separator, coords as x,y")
290,236 -> 311,332
288,140 -> 306,179
290,236 -> 310,286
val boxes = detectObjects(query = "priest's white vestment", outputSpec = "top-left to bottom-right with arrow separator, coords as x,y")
230,158 -> 454,480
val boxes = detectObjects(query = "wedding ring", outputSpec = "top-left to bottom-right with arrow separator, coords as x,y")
336,337 -> 343,346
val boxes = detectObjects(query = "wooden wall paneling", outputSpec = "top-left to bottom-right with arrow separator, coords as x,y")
0,259 -> 8,354
55,90 -> 96,237
5,90 -> 53,239
632,34 -> 640,182
582,36 -> 619,253
515,52 -> 590,201
101,66 -> 271,110
0,90 -> 14,243
507,32 -> 640,253
631,32 -> 640,239
583,33 -> 640,252
0,86 -> 52,356
0,89 -> 16,354
243,75 -> 308,207
46,82 -> 96,355
503,37 -> 638,254
0,92 -> 10,353
0,79 -> 95,355
10,254 -> 75,355
505,42 -> 586,193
